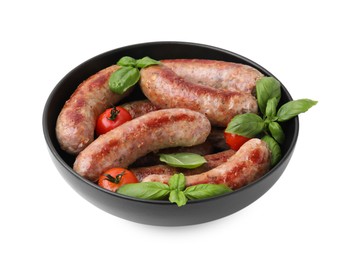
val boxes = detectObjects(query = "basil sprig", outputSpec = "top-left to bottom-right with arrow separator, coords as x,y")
109,56 -> 160,94
159,153 -> 207,169
117,173 -> 232,207
225,76 -> 317,166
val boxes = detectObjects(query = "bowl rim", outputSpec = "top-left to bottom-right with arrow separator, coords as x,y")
42,41 -> 299,205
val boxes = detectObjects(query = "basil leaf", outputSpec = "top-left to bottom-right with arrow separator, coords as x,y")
169,190 -> 188,207
116,56 -> 137,67
268,122 -> 285,144
265,97 -> 279,119
184,184 -> 232,200
159,153 -> 207,169
277,99 -> 318,122
261,135 -> 281,167
256,77 -> 281,115
136,56 -> 160,68
109,67 -> 140,94
117,182 -> 170,200
168,173 -> 185,191
225,113 -> 265,138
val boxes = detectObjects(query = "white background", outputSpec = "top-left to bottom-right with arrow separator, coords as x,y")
1,0 -> 345,259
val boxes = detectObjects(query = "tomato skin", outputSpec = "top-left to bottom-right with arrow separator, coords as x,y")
98,168 -> 138,192
224,132 -> 251,151
95,106 -> 132,136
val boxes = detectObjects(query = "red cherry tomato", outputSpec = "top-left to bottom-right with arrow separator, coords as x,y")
98,168 -> 138,192
224,132 -> 251,151
95,106 -> 132,136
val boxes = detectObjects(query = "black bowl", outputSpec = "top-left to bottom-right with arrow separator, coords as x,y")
42,41 -> 299,226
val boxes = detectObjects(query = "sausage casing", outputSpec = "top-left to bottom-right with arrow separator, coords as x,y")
120,99 -> 160,119
139,65 -> 258,127
73,108 -> 211,181
161,59 -> 263,94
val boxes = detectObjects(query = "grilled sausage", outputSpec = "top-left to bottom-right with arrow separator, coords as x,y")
139,65 -> 258,127
161,59 -> 263,94
120,99 -> 160,119
73,108 -> 211,182
142,138 -> 271,190
56,65 -> 130,155
131,149 -> 236,181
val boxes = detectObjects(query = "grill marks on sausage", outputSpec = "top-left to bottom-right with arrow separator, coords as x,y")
145,112 -> 195,128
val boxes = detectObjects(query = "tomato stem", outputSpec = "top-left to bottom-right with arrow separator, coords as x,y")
105,171 -> 125,184
108,107 -> 120,121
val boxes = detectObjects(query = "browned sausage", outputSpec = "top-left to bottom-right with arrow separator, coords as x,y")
120,99 -> 160,119
56,65 -> 130,154
142,138 -> 271,190
161,59 -> 263,94
139,65 -> 258,127
131,149 -> 236,181
73,108 -> 211,182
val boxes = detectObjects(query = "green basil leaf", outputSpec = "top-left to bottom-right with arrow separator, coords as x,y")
184,184 -> 232,200
265,97 -> 279,119
277,99 -> 318,122
268,122 -> 285,144
261,135 -> 281,167
109,67 -> 140,94
136,56 -> 160,68
117,182 -> 170,200
116,56 -> 137,67
169,190 -> 188,207
159,153 -> 207,169
256,77 -> 281,115
225,113 -> 265,137
168,173 -> 186,191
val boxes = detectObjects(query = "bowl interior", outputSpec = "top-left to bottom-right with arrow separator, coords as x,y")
43,41 -> 298,225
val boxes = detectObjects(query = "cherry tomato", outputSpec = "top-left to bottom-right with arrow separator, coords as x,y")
224,132 -> 251,151
98,168 -> 138,192
95,106 -> 132,136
